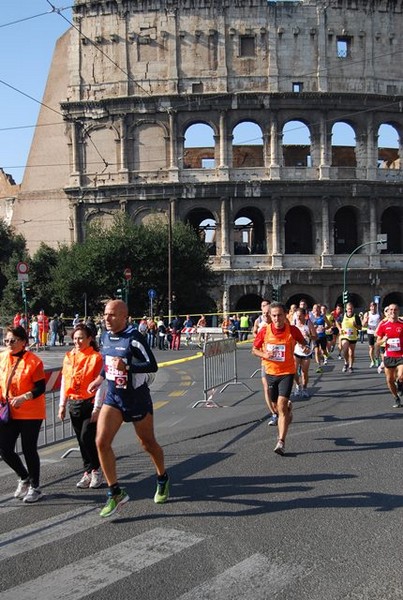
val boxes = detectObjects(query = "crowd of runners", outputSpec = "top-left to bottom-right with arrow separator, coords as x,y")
252,298 -> 403,456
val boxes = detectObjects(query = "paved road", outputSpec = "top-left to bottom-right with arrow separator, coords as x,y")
1,341 -> 403,599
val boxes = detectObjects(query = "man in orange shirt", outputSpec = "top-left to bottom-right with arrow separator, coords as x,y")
253,302 -> 310,456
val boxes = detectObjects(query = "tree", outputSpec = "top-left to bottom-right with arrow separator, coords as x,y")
0,220 -> 27,320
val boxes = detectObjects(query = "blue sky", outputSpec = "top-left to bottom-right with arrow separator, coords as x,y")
0,1 -> 71,183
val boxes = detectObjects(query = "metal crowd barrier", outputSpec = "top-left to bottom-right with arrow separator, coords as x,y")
192,338 -> 252,408
14,368 -> 77,456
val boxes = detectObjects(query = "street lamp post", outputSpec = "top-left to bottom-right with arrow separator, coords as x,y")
343,235 -> 387,308
168,201 -> 173,323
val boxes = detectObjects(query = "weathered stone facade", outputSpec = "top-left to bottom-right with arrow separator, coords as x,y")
4,0 -> 403,311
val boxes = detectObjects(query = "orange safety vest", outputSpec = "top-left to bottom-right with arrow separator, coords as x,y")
0,350 -> 46,420
62,346 -> 103,400
263,322 -> 297,376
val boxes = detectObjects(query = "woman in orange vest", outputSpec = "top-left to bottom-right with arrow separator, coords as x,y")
58,323 -> 104,489
0,325 -> 46,503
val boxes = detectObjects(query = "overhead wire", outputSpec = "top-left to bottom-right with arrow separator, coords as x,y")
0,1 -> 402,174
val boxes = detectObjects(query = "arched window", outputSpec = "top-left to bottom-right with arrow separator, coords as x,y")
381,207 -> 403,253
377,124 -> 400,169
284,207 -> 313,253
331,122 -> 356,167
282,121 -> 311,167
232,122 -> 263,167
183,123 -> 215,168
334,207 -> 358,254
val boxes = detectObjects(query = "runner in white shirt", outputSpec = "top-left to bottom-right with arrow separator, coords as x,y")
362,302 -> 381,368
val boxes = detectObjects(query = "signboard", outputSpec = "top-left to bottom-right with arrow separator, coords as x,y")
17,261 -> 29,282
148,288 -> 157,300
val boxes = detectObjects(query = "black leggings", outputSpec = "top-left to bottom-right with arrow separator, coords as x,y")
0,419 -> 42,488
69,400 -> 100,472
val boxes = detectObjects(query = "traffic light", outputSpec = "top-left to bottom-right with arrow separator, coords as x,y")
343,289 -> 349,304
272,288 -> 279,302
116,288 -> 123,299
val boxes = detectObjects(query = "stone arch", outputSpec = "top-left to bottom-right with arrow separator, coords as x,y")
377,123 -> 400,169
286,293 -> 316,309
235,293 -> 263,312
282,120 -> 312,167
127,121 -> 168,171
380,206 -> 403,253
232,121 -> 264,167
82,124 -> 120,174
183,122 -> 217,168
185,207 -> 218,256
233,206 -> 266,255
85,209 -> 115,227
383,291 -> 403,309
284,206 -> 314,254
334,292 -> 366,310
331,122 -> 356,167
333,206 -> 359,254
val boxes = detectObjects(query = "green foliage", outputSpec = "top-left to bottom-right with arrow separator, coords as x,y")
0,220 -> 28,320
0,214 -> 215,318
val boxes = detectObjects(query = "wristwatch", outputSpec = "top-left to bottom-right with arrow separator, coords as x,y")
24,392 -> 32,401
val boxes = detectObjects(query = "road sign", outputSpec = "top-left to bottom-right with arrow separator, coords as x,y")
123,268 -> 132,280
17,261 -> 29,282
148,288 -> 157,300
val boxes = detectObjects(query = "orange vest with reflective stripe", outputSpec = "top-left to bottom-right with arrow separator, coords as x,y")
263,322 -> 297,376
0,350 -> 46,420
62,347 -> 103,400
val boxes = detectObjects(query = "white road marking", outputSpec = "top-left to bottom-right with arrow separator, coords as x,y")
0,528 -> 204,600
0,507 -> 99,560
177,553 -> 304,600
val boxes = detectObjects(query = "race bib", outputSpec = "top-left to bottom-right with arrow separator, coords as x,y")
266,343 -> 285,362
105,355 -> 128,388
387,337 -> 401,352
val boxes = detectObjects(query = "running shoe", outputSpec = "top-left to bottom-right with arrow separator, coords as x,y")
323,358 -> 328,366
89,469 -> 103,489
342,363 -> 348,373
293,385 -> 301,397
392,397 -> 401,408
99,489 -> 129,518
301,389 -> 310,398
154,475 -> 170,504
377,364 -> 384,374
14,479 -> 30,499
348,367 -> 353,373
76,471 -> 91,489
274,439 -> 285,456
23,486 -> 43,503
268,413 -> 278,426
316,366 -> 323,373
369,361 -> 375,368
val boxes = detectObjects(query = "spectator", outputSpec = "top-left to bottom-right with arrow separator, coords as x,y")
0,325 -> 46,502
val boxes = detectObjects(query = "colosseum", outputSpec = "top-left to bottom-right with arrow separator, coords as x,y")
1,0 -> 403,312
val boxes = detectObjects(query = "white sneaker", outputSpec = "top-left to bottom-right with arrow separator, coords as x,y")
14,479 -> 30,499
294,384 -> 301,397
76,471 -> 91,488
23,486 -> 43,503
89,469 -> 103,489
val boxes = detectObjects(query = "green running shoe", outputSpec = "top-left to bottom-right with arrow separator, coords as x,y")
99,489 -> 129,518
154,475 -> 169,504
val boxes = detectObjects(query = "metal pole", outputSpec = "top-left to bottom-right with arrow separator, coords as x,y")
168,201 -> 172,323
343,238 -> 386,307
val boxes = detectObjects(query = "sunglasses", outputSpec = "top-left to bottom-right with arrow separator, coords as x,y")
4,339 -> 20,345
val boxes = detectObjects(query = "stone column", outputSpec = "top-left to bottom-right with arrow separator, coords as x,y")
369,200 -> 381,268
366,114 -> 377,180
218,112 -> 229,177
271,196 -> 283,267
220,197 -> 231,267
269,116 -> 281,179
321,197 -> 333,267
168,111 -> 179,181
319,114 -> 330,179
